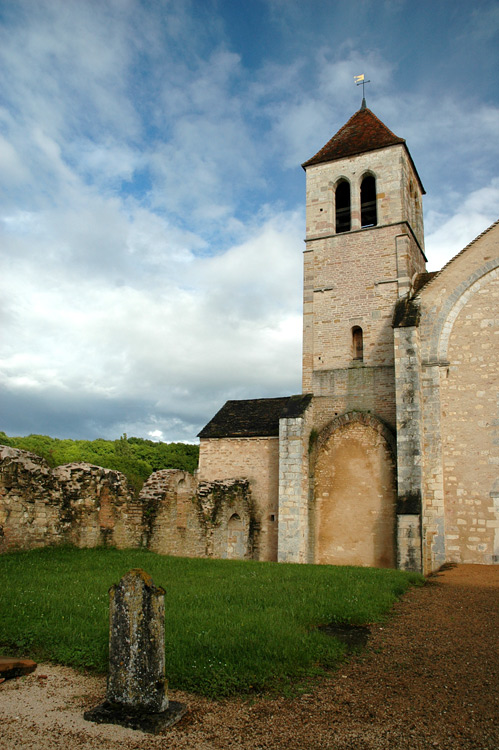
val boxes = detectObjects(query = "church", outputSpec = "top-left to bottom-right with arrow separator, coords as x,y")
197,101 -> 499,574
1,102 -> 497,571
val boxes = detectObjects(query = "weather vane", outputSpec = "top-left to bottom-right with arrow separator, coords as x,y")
354,74 -> 370,108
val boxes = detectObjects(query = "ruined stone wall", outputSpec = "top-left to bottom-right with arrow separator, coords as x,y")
0,447 -> 64,551
141,470 -> 203,558
0,446 -> 143,552
196,479 -> 257,560
198,436 -> 279,561
0,446 -> 260,562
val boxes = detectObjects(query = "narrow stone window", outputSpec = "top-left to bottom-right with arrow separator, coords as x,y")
360,175 -> 377,227
335,180 -> 351,233
352,326 -> 363,361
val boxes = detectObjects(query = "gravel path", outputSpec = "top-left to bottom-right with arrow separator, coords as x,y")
1,564 -> 497,749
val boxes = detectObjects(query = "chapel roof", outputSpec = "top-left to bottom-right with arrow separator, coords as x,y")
198,394 -> 313,439
302,105 -> 425,192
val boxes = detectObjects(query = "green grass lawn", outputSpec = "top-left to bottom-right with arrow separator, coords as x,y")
0,547 -> 423,697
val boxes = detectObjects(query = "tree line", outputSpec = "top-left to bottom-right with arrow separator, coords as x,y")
0,431 -> 199,495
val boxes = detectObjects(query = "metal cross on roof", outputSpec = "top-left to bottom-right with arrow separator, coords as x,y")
354,74 -> 371,108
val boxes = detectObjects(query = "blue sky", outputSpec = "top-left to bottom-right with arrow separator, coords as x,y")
1,0 -> 498,443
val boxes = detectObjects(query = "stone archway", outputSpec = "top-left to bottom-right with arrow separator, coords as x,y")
313,413 -> 396,568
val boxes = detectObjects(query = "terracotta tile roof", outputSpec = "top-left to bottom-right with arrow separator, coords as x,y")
302,106 -> 406,168
198,394 -> 313,439
302,105 -> 425,193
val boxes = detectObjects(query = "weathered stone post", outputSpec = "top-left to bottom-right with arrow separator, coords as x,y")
107,568 -> 167,711
84,569 -> 186,733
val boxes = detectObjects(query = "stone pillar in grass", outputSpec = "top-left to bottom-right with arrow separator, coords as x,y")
84,568 -> 186,733
107,568 -> 167,711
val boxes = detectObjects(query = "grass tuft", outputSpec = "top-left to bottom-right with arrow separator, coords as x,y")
0,546 -> 423,697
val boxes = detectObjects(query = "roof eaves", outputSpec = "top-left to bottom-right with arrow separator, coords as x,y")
301,107 -> 425,194
301,107 -> 404,167
302,141 -> 425,195
197,394 -> 313,439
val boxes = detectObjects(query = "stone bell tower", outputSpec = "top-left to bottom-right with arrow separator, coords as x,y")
301,102 -> 426,430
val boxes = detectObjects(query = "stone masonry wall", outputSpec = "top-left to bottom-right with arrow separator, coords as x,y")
141,469 -> 204,558
311,366 -> 397,433
310,413 -> 397,568
304,226 -> 409,378
0,446 -> 260,562
0,446 -> 143,552
304,145 -> 424,247
0,447 -> 64,551
198,436 -> 279,561
438,273 -> 499,565
418,222 -> 499,571
302,143 -> 426,395
393,324 -> 423,571
278,403 -> 314,563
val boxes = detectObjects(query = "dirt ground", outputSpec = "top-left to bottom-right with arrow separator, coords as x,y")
1,564 -> 498,750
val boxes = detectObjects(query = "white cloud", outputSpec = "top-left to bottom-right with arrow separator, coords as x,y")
0,0 -> 497,441
0,134 -> 30,184
425,179 -> 499,271
148,430 -> 164,441
0,202 -> 303,438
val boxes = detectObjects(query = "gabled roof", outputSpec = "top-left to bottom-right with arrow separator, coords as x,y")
302,105 -> 425,193
198,394 -> 313,439
302,106 -> 404,167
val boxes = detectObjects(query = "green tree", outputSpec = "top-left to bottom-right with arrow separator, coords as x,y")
0,431 -> 199,491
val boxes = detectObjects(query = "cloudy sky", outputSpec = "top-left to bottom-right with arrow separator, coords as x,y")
1,0 -> 498,443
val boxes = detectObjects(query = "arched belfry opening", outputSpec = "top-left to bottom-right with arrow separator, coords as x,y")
360,174 -> 377,227
335,180 -> 351,233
